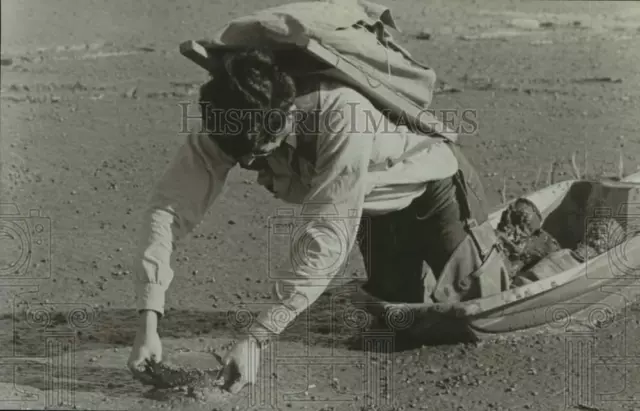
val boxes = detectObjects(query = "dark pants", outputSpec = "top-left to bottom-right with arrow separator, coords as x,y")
358,143 -> 490,303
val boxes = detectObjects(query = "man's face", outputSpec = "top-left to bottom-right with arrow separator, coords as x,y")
237,109 -> 296,168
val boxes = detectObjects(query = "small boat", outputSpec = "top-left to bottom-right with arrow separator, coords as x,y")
353,172 -> 640,342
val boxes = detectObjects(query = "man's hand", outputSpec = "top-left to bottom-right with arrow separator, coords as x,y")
218,336 -> 262,394
128,310 -> 162,384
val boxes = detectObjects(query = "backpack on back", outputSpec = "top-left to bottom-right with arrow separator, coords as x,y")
181,0 -> 457,143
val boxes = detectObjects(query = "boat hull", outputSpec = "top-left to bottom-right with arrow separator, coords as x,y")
353,172 -> 640,341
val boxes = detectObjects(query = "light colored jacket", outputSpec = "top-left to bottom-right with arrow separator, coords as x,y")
134,80 -> 458,337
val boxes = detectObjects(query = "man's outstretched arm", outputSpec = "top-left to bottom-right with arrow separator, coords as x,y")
247,87 -> 376,342
134,132 -> 236,317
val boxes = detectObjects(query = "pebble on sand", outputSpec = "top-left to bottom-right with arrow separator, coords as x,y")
415,30 -> 431,40
123,87 -> 138,99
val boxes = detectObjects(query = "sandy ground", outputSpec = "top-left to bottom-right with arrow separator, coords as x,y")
1,0 -> 640,410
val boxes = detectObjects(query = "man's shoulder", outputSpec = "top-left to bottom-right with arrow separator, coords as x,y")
319,80 -> 370,109
294,77 -> 368,112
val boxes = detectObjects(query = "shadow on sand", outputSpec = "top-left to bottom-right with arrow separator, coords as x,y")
0,281 -> 472,399
1,280 -> 471,356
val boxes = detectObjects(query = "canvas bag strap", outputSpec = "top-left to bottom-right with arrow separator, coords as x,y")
452,169 -> 497,260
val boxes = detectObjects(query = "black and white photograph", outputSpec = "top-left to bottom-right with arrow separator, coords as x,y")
1,0 -> 640,410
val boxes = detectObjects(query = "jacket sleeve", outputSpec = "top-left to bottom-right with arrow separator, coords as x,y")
249,87 -> 375,338
134,132 -> 236,316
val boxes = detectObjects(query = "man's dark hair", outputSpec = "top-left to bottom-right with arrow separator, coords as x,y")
199,48 -> 297,159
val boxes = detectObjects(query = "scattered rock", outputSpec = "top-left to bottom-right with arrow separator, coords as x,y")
435,80 -> 462,94
123,87 -> 138,99
415,30 -> 432,40
71,81 -> 87,91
